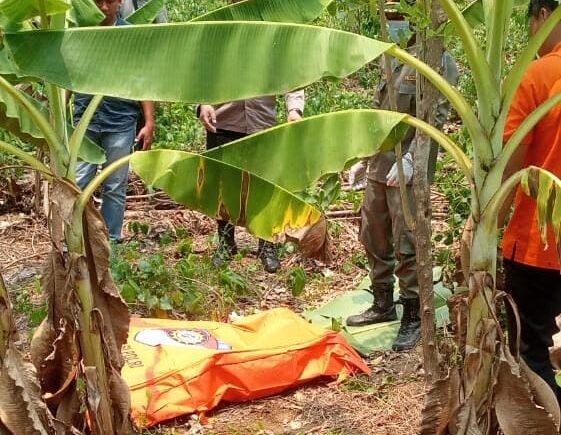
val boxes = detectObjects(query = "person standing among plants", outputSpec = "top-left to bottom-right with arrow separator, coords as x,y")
346,5 -> 458,352
197,91 -> 304,273
500,0 -> 561,400
196,0 -> 305,274
73,0 -> 155,242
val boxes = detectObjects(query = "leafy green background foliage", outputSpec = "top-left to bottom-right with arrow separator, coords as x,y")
0,0 -> 532,319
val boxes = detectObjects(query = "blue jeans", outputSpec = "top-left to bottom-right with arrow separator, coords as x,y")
76,128 -> 135,241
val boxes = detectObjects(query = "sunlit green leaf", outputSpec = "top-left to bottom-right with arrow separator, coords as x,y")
288,267 -> 306,297
125,0 -> 166,24
130,150 -> 322,241
520,166 -> 561,258
553,185 -> 561,242
192,0 -> 332,23
5,23 -> 392,104
537,170 -> 554,243
205,110 -> 408,192
71,125 -> 105,164
69,0 -> 104,27
0,48 -> 21,77
461,1 -> 485,28
461,0 -> 528,28
0,86 -> 105,164
0,0 -> 70,28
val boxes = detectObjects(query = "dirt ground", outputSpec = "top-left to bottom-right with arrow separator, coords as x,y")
0,178 -> 451,434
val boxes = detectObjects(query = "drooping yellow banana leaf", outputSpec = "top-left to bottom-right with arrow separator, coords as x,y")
130,150 -> 323,243
191,0 -> 332,23
4,23 -> 392,104
204,110 -> 409,192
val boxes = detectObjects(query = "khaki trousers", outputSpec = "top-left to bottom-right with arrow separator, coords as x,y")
359,179 -> 418,299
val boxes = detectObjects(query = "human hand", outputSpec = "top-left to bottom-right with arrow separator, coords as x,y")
386,153 -> 414,187
349,160 -> 368,190
287,109 -> 302,123
199,105 -> 217,133
136,122 -> 155,151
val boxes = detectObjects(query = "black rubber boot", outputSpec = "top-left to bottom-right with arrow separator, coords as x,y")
346,284 -> 397,326
212,221 -> 237,268
258,239 -> 280,273
392,297 -> 421,351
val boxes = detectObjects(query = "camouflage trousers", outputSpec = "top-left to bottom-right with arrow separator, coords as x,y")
359,179 -> 418,299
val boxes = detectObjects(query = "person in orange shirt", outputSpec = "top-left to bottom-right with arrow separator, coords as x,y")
502,0 -> 561,400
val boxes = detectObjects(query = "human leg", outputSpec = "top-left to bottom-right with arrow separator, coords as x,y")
387,186 -> 418,299
206,130 -> 246,267
347,179 -> 397,326
212,220 -> 238,268
387,186 -> 420,351
99,129 -> 135,241
504,259 -> 561,400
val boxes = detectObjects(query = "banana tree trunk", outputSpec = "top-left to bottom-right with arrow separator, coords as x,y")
31,182 -> 131,433
425,204 -> 561,433
71,253 -> 116,433
0,270 -> 57,434
460,218 -> 499,431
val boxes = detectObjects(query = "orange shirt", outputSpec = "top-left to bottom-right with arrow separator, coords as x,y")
502,42 -> 561,270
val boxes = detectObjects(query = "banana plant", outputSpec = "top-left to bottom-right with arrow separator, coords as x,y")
2,0 -> 561,433
0,271 -> 56,434
208,4 -> 561,433
201,3 -> 561,433
0,0 -> 338,432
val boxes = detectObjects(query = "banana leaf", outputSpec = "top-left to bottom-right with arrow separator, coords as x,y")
461,0 -> 528,28
462,1 -> 485,28
5,23 -> 392,104
0,0 -> 70,27
69,125 -> 106,164
0,86 -> 105,164
69,0 -> 104,27
0,47 -> 21,77
191,0 -> 332,23
125,0 -> 166,25
205,110 -> 409,193
519,167 -> 561,258
130,149 -> 322,242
